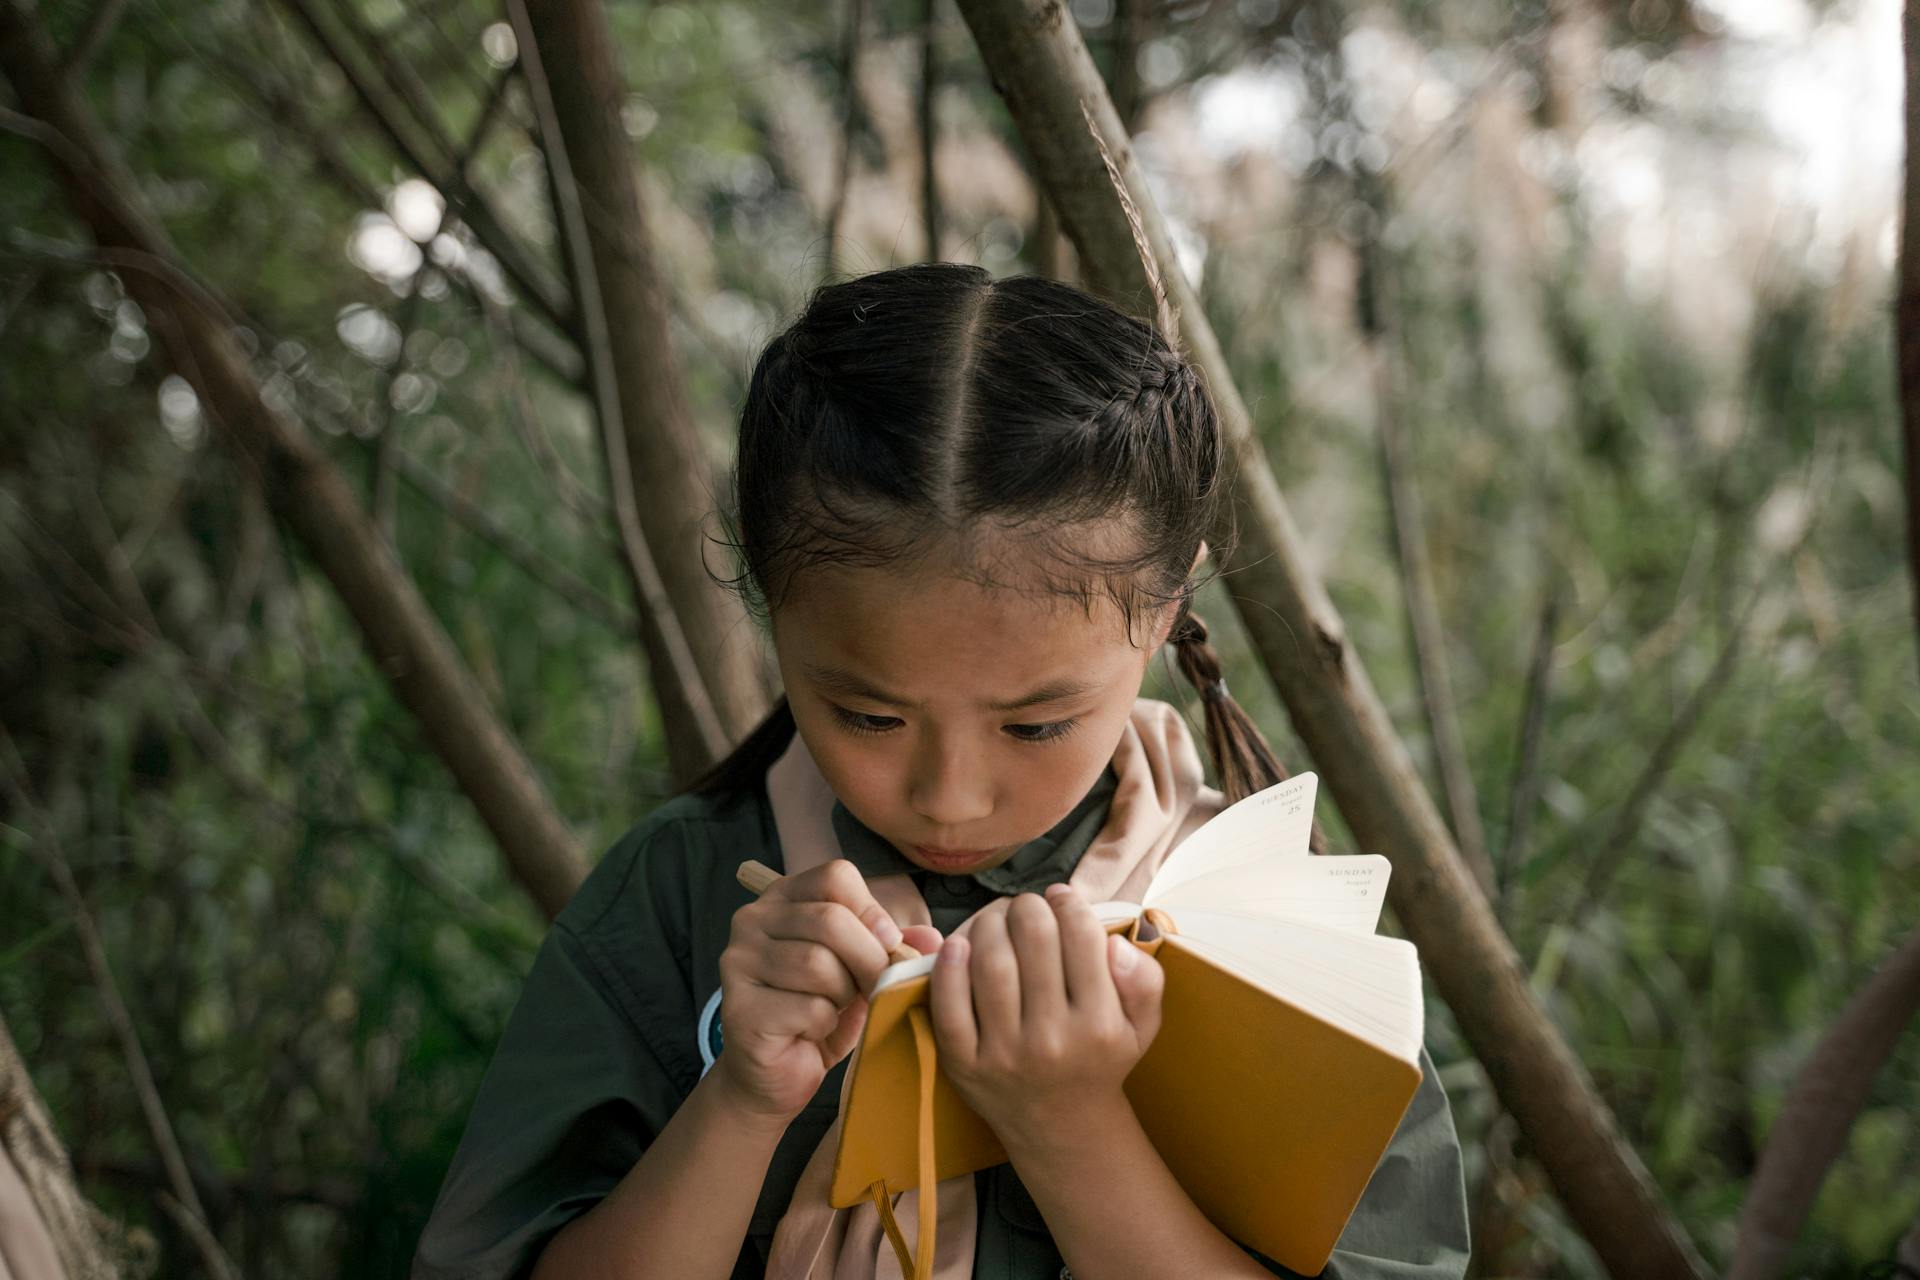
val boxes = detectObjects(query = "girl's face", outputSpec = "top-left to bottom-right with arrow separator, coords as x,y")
772,555 -> 1176,878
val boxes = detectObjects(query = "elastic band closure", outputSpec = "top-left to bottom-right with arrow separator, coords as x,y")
871,1007 -> 940,1279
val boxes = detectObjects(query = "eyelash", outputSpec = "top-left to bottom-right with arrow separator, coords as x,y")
826,704 -> 1080,744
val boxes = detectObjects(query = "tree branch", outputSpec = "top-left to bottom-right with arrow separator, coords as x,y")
1728,924 -> 1920,1279
947,1 -> 1709,1274
0,0 -> 589,918
382,443 -> 635,633
1900,0 -> 1919,682
270,0 -> 573,333
58,0 -> 126,77
506,0 -> 730,776
514,0 -> 774,760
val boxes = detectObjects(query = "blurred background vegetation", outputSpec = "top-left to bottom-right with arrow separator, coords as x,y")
0,0 -> 1914,1275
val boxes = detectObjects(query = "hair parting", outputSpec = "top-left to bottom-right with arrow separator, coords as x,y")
686,263 -> 1305,824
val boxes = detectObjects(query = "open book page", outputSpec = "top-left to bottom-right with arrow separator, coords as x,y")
874,773 -> 1396,993
1165,912 -> 1425,1064
1147,853 -> 1394,933
1141,772 -> 1318,903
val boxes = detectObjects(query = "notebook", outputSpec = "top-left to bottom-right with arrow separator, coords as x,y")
828,772 -> 1425,1277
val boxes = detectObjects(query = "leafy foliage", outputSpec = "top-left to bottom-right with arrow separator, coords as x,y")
1,0 -> 1912,1275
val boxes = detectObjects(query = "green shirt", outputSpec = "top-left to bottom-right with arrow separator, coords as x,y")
413,766 -> 1471,1279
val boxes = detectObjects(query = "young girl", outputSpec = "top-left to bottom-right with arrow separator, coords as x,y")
413,264 -> 1470,1280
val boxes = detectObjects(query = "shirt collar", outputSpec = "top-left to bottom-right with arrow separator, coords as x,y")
827,766 -> 1119,896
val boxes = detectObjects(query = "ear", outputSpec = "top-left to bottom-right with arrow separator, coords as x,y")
1151,598 -> 1182,651
1150,540 -> 1209,650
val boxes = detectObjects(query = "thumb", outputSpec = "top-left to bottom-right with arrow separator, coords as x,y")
1108,935 -> 1165,1050
900,924 -> 945,957
820,994 -> 870,1065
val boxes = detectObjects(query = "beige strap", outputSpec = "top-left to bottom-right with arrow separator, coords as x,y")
871,1006 -> 940,1280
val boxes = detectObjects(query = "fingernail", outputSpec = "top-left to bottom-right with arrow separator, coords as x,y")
1111,936 -> 1139,972
940,936 -> 968,966
1044,882 -> 1072,900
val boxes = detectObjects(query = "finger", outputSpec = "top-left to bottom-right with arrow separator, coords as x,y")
753,938 -> 860,1007
741,986 -> 844,1043
965,909 -> 1021,1047
928,935 -> 976,1063
950,895 -> 1013,938
1006,893 -> 1066,1030
1108,935 -> 1165,1050
765,858 -> 904,951
900,924 -> 945,957
1046,884 -> 1113,1010
757,899 -> 894,993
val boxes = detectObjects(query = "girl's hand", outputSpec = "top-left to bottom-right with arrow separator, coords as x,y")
714,860 -> 943,1125
928,883 -> 1164,1145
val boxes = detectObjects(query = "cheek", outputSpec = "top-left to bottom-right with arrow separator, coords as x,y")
797,718 -> 900,812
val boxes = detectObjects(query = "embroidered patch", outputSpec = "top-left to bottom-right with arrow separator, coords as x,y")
696,987 -> 724,1075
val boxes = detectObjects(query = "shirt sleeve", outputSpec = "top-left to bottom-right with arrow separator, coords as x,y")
1243,1045 -> 1472,1279
411,820 -> 704,1280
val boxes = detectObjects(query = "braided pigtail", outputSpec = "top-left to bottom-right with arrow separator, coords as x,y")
1171,608 -> 1328,852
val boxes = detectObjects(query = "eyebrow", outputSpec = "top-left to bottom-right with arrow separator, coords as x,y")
802,665 -> 1099,713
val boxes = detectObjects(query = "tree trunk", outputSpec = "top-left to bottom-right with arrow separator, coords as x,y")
948,2 -> 1709,1275
0,0 -> 588,920
1728,927 -> 1920,1279
517,0 -> 772,768
507,0 -> 732,782
0,1012 -> 120,1280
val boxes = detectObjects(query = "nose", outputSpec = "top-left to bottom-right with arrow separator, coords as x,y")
907,730 -> 993,830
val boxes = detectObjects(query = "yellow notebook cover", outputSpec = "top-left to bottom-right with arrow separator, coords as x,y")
828,922 -> 1423,1276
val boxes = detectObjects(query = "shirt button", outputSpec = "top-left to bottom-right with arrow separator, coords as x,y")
942,874 -> 972,895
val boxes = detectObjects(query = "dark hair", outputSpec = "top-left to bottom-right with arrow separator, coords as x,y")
687,264 -> 1295,805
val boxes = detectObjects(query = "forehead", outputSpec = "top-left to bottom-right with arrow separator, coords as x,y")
771,559 -> 1145,686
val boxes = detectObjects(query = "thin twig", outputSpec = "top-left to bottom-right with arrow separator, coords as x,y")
1371,329 -> 1495,896
1571,589 -> 1757,918
58,0 -> 127,76
505,0 -> 729,763
825,0 -> 869,279
919,0 -> 941,261
1499,580 -> 1561,915
1351,147 -> 1494,894
381,444 -> 635,631
185,34 -> 582,393
321,0 -> 463,171
0,730 -> 241,1280
1899,0 -> 1920,683
0,263 -> 42,338
1109,0 -> 1146,132
471,284 -> 610,529
270,0 -> 571,329
407,3 -> 503,111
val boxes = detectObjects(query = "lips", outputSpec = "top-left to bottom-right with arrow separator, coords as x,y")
912,845 -> 996,870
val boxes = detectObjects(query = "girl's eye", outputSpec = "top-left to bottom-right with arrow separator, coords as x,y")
1003,719 -> 1079,744
828,705 -> 903,736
